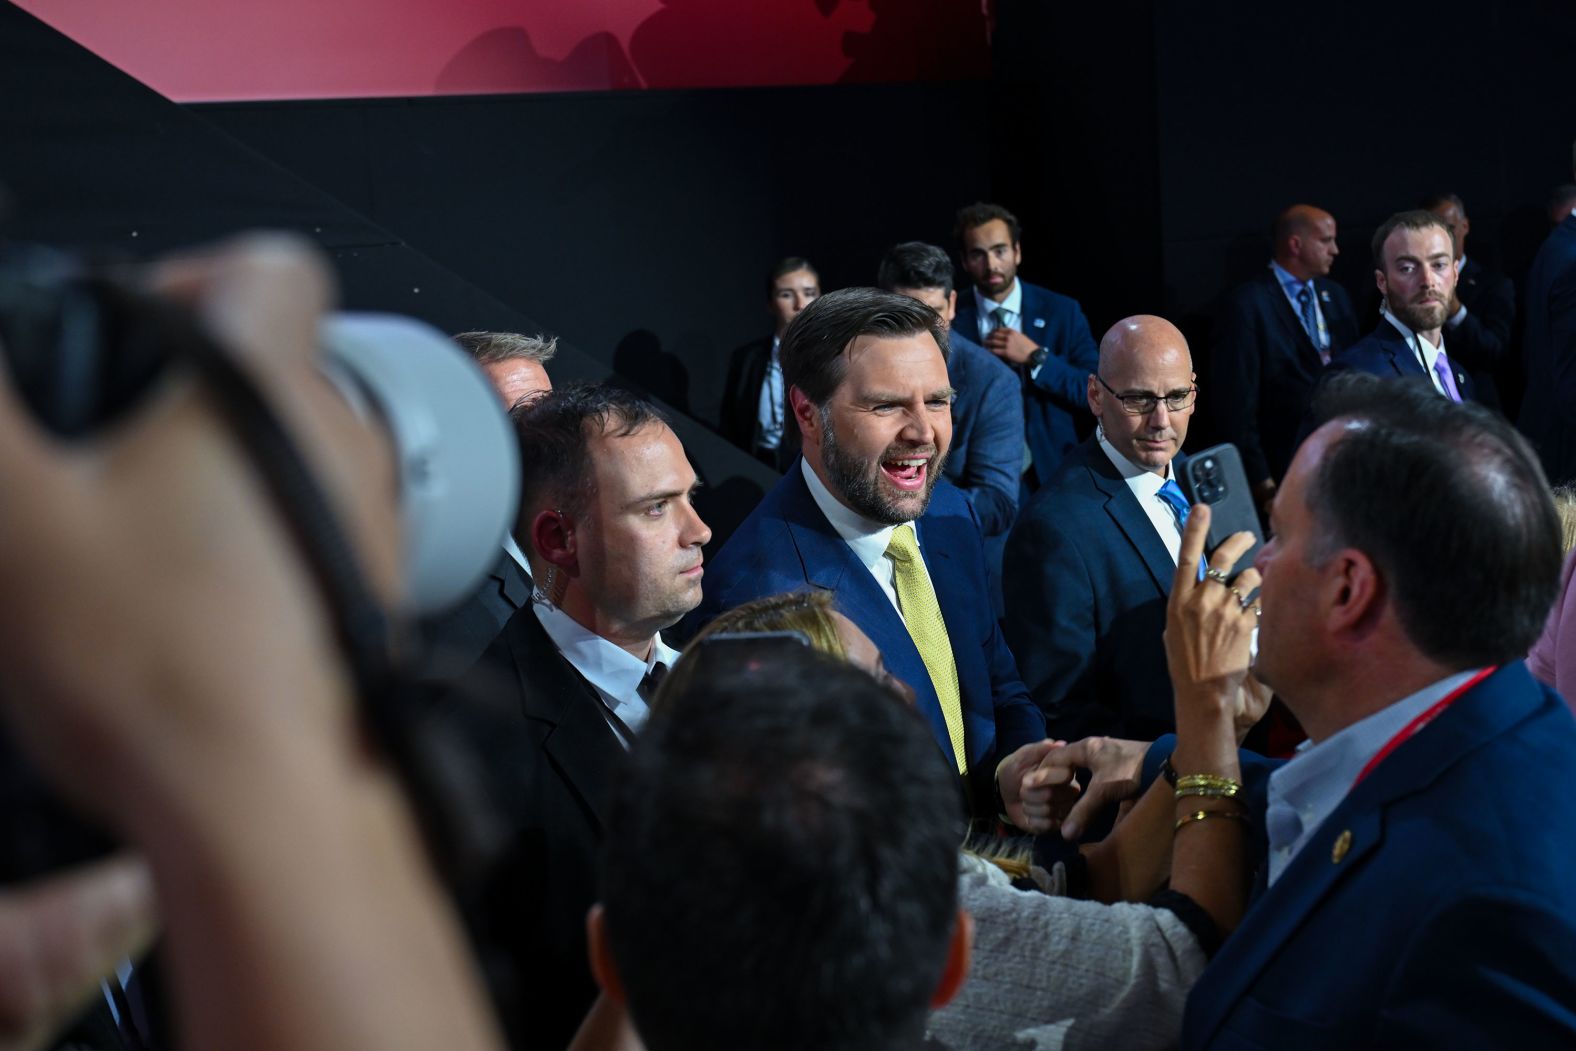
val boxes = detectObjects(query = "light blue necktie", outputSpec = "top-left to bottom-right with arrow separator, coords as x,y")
1157,479 -> 1205,580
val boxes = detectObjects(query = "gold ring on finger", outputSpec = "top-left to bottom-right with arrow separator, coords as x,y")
1205,568 -> 1231,586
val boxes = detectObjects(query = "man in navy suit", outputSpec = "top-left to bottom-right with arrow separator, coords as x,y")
1180,374 -> 1576,1047
953,202 -> 1099,493
1329,210 -> 1476,404
691,287 -> 1050,824
1424,192 -> 1518,414
877,240 -> 1023,612
1004,315 -> 1200,743
1519,155 -> 1576,486
1211,204 -> 1358,512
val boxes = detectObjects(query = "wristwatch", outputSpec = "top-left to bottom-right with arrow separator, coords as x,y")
1027,345 -> 1048,369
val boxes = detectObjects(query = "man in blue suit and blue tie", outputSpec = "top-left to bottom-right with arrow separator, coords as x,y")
952,202 -> 1099,494
1180,374 -> 1576,1047
877,241 -> 1023,614
1004,315 -> 1200,743
691,287 -> 1051,824
1327,209 -> 1476,404
1211,204 -> 1359,514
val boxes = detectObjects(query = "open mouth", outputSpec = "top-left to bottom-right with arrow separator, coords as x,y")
881,457 -> 929,491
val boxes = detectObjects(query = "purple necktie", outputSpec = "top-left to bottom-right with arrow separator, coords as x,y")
1433,354 -> 1463,403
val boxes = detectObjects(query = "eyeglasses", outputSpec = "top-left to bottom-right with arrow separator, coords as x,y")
1094,374 -> 1197,416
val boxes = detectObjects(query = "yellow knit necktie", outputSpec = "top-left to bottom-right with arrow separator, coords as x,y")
885,524 -> 967,773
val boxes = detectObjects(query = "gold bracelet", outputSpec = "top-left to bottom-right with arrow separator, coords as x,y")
1174,773 -> 1244,795
1175,783 -> 1245,801
1175,809 -> 1250,832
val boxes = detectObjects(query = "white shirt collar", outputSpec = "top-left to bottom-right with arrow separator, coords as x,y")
1264,669 -> 1480,884
973,277 -> 1022,322
1382,306 -> 1447,371
800,458 -> 896,576
531,601 -> 679,739
1096,427 -> 1174,488
502,533 -> 530,572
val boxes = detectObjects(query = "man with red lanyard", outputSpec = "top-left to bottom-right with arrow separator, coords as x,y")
1173,373 -> 1576,1047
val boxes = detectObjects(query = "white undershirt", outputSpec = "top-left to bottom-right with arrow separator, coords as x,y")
532,601 -> 678,744
1096,430 -> 1183,564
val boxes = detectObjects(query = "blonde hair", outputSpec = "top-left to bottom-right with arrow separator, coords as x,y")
1554,485 -> 1576,555
690,590 -> 845,659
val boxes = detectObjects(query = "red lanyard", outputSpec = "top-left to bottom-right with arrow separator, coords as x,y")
1351,666 -> 1496,788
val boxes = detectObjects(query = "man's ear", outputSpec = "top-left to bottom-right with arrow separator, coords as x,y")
790,387 -> 821,448
930,908 -> 974,1009
1326,548 -> 1383,639
531,508 -> 577,574
1374,267 -> 1389,301
586,904 -> 627,1006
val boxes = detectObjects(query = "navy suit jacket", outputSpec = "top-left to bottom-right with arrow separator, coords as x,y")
1327,319 -> 1476,402
1003,437 -> 1179,742
943,328 -> 1023,540
1211,272 -> 1359,486
954,281 -> 1098,488
689,465 -> 1045,814
1183,663 -> 1576,1048
1519,214 -> 1576,485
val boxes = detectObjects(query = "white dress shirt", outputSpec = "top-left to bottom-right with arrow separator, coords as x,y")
755,336 -> 785,450
1381,307 -> 1453,398
1096,429 -> 1184,564
1264,670 -> 1479,884
801,458 -> 940,621
532,601 -> 678,744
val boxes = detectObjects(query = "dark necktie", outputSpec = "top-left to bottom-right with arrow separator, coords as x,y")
638,661 -> 669,704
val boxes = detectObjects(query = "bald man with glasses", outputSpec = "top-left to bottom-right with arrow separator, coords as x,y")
1004,316 -> 1203,744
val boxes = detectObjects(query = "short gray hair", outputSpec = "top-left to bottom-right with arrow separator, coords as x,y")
452,331 -> 558,367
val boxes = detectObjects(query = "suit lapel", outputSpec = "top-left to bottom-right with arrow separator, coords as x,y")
1083,443 -> 1176,594
777,470 -> 959,770
1190,665 -> 1546,1044
505,607 -> 623,831
1018,282 -> 1049,339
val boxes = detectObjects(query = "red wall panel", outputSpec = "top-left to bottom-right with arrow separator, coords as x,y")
14,0 -> 989,101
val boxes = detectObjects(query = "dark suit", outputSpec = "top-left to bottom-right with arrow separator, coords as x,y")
1328,318 -> 1476,402
1003,438 -> 1179,742
720,335 -> 777,463
431,606 -> 626,1051
416,549 -> 532,683
1183,664 -> 1576,1048
954,281 -> 1099,490
689,465 -> 1046,819
1211,272 -> 1359,486
1519,214 -> 1576,485
944,329 -> 1023,539
1446,256 -> 1517,412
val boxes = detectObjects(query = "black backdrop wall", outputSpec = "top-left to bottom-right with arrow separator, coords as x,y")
5,0 -> 1575,544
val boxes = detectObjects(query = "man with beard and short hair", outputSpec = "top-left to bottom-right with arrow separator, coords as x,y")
952,202 -> 1099,494
1327,210 -> 1477,402
1004,316 -> 1202,743
690,287 -> 1050,825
